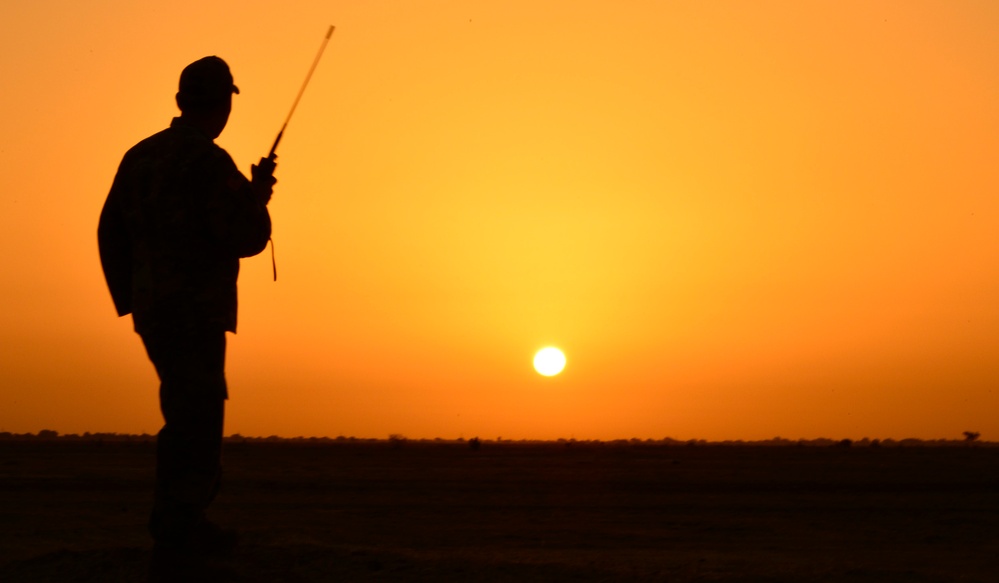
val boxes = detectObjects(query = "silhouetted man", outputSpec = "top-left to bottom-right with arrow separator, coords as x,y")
98,56 -> 275,560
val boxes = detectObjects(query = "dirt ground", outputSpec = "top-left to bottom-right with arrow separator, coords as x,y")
0,439 -> 997,582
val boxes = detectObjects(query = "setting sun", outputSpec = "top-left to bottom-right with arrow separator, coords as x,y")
533,347 -> 566,377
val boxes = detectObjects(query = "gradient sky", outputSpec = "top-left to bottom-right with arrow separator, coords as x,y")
1,0 -> 997,441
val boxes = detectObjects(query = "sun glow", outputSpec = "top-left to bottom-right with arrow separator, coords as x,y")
533,347 -> 566,377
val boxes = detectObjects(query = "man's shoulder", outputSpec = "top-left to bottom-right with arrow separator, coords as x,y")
121,123 -> 234,171
125,124 -> 208,153
121,127 -> 173,160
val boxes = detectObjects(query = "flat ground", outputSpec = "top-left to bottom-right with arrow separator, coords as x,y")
0,440 -> 997,582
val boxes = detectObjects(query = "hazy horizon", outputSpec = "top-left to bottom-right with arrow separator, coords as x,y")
3,428 -> 991,446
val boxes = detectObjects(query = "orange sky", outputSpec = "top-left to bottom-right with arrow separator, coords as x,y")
1,1 -> 997,441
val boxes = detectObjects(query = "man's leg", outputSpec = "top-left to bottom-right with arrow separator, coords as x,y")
140,328 -> 228,548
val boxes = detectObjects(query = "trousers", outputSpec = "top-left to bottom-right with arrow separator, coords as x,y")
140,327 -> 228,545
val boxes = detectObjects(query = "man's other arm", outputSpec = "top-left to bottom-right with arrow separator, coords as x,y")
97,174 -> 134,316
205,150 -> 273,258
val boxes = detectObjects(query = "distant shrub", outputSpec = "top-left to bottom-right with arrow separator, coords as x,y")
963,431 -> 981,443
37,429 -> 59,440
469,437 -> 481,451
389,434 -> 407,449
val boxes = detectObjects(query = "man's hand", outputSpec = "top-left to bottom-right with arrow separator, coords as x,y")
251,156 -> 277,204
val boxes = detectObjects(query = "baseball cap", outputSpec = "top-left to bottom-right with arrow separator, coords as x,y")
177,56 -> 239,108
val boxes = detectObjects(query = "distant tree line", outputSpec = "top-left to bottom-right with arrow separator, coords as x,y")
0,430 -> 156,442
1,430 -> 993,447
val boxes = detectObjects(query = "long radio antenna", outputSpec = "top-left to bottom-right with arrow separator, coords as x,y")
268,25 -> 335,160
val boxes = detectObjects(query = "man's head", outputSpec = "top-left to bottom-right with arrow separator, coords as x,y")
176,56 -> 239,138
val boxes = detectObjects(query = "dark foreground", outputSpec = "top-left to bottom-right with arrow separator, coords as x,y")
1,440 -> 997,582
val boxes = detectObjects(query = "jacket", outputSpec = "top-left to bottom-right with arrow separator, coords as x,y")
98,117 -> 271,335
